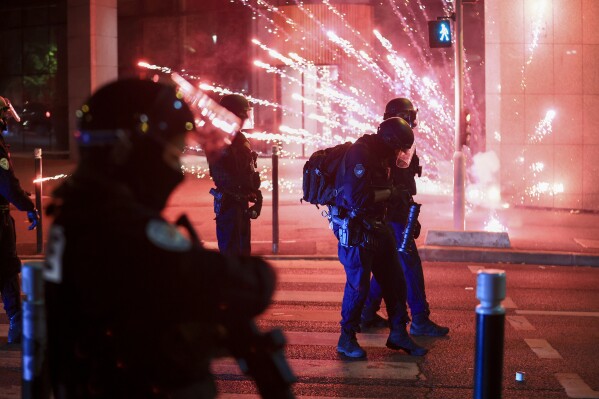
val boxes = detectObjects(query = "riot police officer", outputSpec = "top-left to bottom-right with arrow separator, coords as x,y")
0,96 -> 39,345
361,98 -> 449,337
332,117 -> 427,358
44,79 -> 277,398
208,94 -> 262,256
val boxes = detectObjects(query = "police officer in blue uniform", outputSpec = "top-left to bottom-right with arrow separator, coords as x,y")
44,79 -> 277,398
208,94 -> 262,256
332,117 -> 427,358
361,98 -> 449,337
0,96 -> 39,345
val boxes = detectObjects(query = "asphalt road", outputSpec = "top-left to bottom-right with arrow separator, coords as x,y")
3,259 -> 597,398
212,260 -> 599,399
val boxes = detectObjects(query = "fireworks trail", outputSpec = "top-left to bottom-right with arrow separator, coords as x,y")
521,0 -> 547,90
141,1 -> 494,198
33,174 -> 69,184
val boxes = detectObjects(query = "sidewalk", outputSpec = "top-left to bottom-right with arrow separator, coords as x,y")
10,153 -> 599,267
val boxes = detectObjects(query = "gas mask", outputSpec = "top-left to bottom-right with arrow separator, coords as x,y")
395,143 -> 415,168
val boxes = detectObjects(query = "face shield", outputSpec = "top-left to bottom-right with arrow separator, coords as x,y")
242,107 -> 254,130
395,143 -> 415,168
171,73 -> 241,161
0,97 -> 20,123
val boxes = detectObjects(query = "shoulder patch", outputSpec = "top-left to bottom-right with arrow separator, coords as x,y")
354,163 -> 366,178
146,219 -> 192,252
0,158 -> 9,170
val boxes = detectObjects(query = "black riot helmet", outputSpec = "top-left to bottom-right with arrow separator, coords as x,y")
377,117 -> 414,150
77,78 -> 195,154
383,97 -> 418,127
76,78 -> 195,210
219,94 -> 251,122
377,117 -> 416,168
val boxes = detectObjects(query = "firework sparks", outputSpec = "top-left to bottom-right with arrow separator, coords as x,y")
33,174 -> 69,184
484,213 -> 508,233
529,109 -> 556,143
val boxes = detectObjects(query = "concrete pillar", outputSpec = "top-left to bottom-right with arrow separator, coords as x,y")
67,0 -> 118,159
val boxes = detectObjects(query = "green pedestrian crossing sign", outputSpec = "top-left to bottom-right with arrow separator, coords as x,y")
428,19 -> 452,48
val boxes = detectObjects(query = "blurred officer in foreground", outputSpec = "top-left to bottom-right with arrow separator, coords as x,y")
0,96 -> 39,345
361,98 -> 449,337
44,79 -> 276,398
208,94 -> 262,256
331,117 -> 427,358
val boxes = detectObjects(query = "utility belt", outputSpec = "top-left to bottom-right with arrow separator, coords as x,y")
209,188 -> 251,217
327,206 -> 385,250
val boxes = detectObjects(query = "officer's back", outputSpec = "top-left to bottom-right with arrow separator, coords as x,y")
44,79 -> 276,398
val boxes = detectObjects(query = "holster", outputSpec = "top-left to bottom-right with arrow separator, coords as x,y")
209,188 -> 224,216
338,217 -> 364,247
359,218 -> 384,251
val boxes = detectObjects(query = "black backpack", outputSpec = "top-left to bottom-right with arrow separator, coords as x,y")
301,142 -> 352,207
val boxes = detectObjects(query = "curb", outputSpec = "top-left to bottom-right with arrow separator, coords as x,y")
260,248 -> 599,267
419,246 -> 599,267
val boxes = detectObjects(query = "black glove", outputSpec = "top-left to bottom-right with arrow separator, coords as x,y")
389,186 -> 412,208
413,220 -> 421,239
27,209 -> 40,230
247,190 -> 263,219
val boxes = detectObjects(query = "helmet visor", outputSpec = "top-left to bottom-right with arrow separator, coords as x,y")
242,107 -> 254,130
396,143 -> 415,168
171,73 -> 241,160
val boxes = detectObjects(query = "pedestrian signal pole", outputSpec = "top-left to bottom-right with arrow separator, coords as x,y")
453,0 -> 466,231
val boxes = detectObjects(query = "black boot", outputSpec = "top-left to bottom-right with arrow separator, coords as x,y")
386,327 -> 428,356
7,311 -> 22,344
360,312 -> 388,329
337,329 -> 366,358
410,313 -> 449,337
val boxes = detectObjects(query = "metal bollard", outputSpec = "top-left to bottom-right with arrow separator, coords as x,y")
272,145 -> 279,254
474,269 -> 506,399
34,148 -> 43,254
22,262 -> 49,399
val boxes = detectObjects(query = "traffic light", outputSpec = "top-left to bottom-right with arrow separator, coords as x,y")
460,109 -> 472,147
428,19 -> 452,48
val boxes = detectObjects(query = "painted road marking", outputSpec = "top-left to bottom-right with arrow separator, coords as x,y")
555,373 -> 599,398
212,358 -> 420,380
516,310 -> 599,317
502,297 -> 517,309
221,396 -> 384,399
524,338 -> 563,359
283,331 -> 390,348
277,273 -> 345,284
506,315 -> 535,331
573,238 -> 599,250
274,290 -> 342,303
273,261 -> 341,269
202,240 -> 297,249
263,308 -> 340,322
